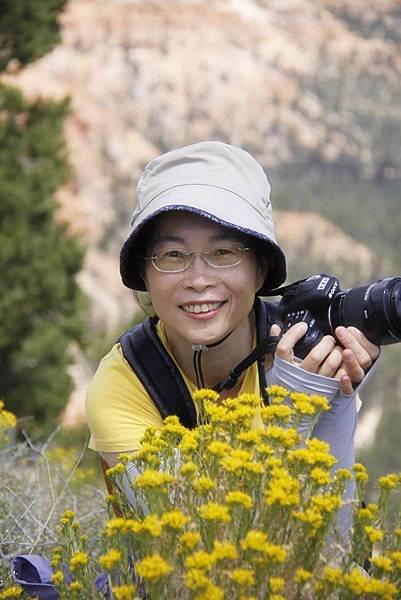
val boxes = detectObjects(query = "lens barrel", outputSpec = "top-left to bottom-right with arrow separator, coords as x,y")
329,278 -> 401,345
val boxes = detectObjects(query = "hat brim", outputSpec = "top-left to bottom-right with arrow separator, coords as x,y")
120,185 -> 287,294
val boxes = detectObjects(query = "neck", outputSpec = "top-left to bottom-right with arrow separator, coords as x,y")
165,313 -> 255,391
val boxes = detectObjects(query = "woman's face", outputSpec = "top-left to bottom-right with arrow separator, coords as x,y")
143,212 -> 266,348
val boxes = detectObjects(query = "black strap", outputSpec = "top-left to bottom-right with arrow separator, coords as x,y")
213,299 -> 280,400
120,317 -> 197,428
120,300 -> 283,424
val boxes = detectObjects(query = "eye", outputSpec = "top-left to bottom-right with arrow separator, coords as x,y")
159,249 -> 187,259
212,247 -> 236,257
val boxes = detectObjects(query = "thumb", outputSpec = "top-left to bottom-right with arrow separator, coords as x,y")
270,323 -> 281,337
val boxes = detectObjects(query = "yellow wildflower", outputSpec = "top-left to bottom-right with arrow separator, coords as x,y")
98,548 -> 121,570
136,554 -> 172,580
192,389 -> 220,404
371,555 -> 393,572
310,467 -> 331,485
336,468 -> 352,481
378,473 -> 399,489
134,468 -> 174,489
241,530 -> 268,551
311,494 -> 341,514
69,551 -> 89,572
185,550 -> 215,571
355,471 -> 369,483
105,463 -> 126,477
290,392 -> 317,415
112,585 -> 137,600
180,461 -> 198,476
269,577 -> 285,592
321,566 -> 343,584
59,509 -> 75,525
0,586 -> 23,599
161,510 -> 190,529
236,392 -> 262,406
118,452 -> 134,464
353,462 -> 368,473
52,570 -> 64,585
179,433 -> 199,453
261,404 -> 294,422
198,502 -> 231,522
194,584 -> 224,600
294,568 -> 312,583
185,568 -> 212,590
225,405 -> 256,425
390,551 -> 401,568
266,385 -> 289,398
203,402 -> 229,422
162,415 -> 188,436
106,518 -> 128,536
69,581 -> 83,594
342,568 -> 371,595
237,430 -> 262,444
225,490 -> 254,509
212,540 -> 238,561
230,568 -> 255,586
243,461 -> 264,474
265,474 -> 300,507
241,531 -> 286,562
207,440 -> 231,456
0,407 -> 17,430
364,525 -> 384,543
139,514 -> 163,537
292,507 -> 324,530
193,476 -> 215,493
288,447 -> 336,468
179,531 -> 201,551
366,578 -> 398,598
309,394 -> 330,411
264,426 -> 300,448
256,442 -> 274,456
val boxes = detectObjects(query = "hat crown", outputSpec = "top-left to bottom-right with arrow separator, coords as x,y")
132,141 -> 272,225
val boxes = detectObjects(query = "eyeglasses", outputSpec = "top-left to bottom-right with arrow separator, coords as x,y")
143,246 -> 251,273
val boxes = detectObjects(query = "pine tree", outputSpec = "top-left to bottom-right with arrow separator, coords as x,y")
0,1 -> 86,424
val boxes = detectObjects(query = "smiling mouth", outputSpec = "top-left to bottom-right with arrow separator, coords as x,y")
181,301 -> 225,314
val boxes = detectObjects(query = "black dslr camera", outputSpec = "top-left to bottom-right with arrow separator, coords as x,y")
271,274 -> 401,359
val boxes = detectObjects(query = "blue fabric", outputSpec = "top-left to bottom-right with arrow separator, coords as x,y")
11,555 -> 110,599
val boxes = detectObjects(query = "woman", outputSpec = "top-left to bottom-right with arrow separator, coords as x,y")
86,141 -> 379,530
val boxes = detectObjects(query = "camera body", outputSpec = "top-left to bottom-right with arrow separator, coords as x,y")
275,274 -> 401,359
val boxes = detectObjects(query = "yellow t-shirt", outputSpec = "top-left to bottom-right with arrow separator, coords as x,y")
86,321 -> 260,453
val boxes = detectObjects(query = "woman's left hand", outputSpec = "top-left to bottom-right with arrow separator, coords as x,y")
299,325 -> 380,395
331,326 -> 380,395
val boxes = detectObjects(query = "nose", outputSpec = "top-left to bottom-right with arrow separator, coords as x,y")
182,253 -> 217,290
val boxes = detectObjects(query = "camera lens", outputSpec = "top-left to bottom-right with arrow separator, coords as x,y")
329,278 -> 401,345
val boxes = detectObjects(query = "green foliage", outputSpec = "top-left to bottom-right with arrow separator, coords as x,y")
0,82 -> 87,424
0,0 -> 68,71
272,165 -> 401,274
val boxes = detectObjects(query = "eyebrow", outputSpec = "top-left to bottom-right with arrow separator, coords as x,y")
153,233 -> 243,245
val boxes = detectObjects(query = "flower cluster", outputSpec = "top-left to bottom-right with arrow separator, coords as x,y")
0,399 -> 16,447
51,387 -> 401,599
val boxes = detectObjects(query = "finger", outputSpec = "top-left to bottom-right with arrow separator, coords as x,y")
335,326 -> 376,370
299,335 -> 336,373
270,323 -> 281,337
346,327 -> 380,360
316,346 -> 343,378
340,348 -> 365,385
339,373 -> 354,395
275,322 -> 308,363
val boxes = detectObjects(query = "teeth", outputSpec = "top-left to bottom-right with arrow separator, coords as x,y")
183,302 -> 221,314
